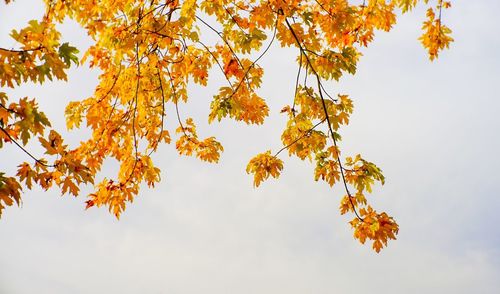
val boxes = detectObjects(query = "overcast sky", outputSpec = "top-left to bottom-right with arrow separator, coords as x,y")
1,1 -> 499,293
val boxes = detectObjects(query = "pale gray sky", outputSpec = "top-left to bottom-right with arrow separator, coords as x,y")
1,1 -> 499,293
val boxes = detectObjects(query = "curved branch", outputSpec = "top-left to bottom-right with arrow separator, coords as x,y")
197,40 -> 233,87
195,15 -> 250,87
283,16 -> 364,221
0,46 -> 44,54
226,19 -> 278,101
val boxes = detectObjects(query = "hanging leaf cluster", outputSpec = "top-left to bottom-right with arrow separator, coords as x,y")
0,0 -> 453,251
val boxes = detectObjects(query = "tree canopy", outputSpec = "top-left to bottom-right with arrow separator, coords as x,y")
0,0 -> 452,252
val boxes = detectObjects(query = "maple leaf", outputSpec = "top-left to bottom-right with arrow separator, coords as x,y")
0,174 -> 22,217
223,58 -> 239,77
61,176 -> 79,196
58,42 -> 80,67
17,163 -> 34,189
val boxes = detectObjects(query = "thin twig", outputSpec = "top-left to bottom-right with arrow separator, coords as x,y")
274,118 -> 326,158
0,126 -> 54,167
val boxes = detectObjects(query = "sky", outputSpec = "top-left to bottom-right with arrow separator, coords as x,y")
1,1 -> 500,293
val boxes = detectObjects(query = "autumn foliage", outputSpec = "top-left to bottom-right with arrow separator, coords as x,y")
0,0 -> 453,252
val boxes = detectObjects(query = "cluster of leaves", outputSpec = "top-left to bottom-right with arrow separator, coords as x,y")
0,14 -> 82,217
0,19 -> 78,87
1,0 -> 452,251
419,0 -> 453,60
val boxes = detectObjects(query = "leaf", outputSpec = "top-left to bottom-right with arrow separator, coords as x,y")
0,174 -> 22,217
58,42 -> 80,67
17,163 -> 34,189
223,58 -> 239,77
61,176 -> 79,196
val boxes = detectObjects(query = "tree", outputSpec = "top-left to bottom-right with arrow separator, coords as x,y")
0,0 -> 452,252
